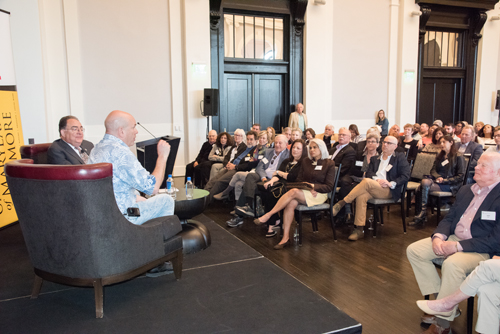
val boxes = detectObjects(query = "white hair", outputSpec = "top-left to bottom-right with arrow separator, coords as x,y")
308,138 -> 330,160
233,128 -> 246,144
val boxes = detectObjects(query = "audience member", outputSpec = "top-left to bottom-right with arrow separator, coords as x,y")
443,123 -> 460,142
205,130 -> 255,200
304,128 -> 316,145
291,128 -> 302,142
356,126 -> 382,157
474,121 -> 485,134
433,119 -> 443,128
48,116 -> 94,165
267,126 -> 276,147
185,129 -> 217,187
256,139 -> 307,236
332,136 -> 410,241
228,135 -> 289,224
476,124 -> 495,147
419,123 -> 429,140
283,127 -> 292,144
288,103 -> 308,132
376,109 -> 389,136
214,131 -> 269,202
388,124 -> 400,139
486,126 -> 500,153
413,123 -> 422,141
256,139 -> 336,249
406,152 -> 500,333
455,121 -> 464,138
322,124 -> 335,149
209,129 -> 246,180
422,127 -> 445,153
409,135 -> 465,226
419,124 -> 434,148
252,123 -> 261,132
456,125 -> 483,174
349,124 -> 363,143
416,257 -> 500,334
202,132 -> 232,184
399,123 -> 419,161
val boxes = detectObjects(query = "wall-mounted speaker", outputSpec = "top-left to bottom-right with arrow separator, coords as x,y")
495,90 -> 500,110
203,88 -> 219,116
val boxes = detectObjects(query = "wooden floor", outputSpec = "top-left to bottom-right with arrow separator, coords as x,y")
203,200 -> 475,334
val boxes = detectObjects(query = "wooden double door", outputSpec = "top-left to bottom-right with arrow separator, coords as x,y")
221,73 -> 284,133
420,77 -> 463,125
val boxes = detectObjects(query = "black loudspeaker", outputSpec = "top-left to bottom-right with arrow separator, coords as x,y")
496,90 -> 500,110
203,88 -> 219,116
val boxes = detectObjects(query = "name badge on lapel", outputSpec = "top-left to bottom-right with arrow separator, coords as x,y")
216,149 -> 220,155
481,211 -> 496,221
355,161 -> 363,167
245,157 -> 250,161
405,144 -> 410,149
385,164 -> 393,172
442,159 -> 449,166
262,157 -> 269,164
315,165 -> 323,171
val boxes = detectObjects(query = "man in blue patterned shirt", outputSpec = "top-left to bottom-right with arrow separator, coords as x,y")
89,110 -> 174,226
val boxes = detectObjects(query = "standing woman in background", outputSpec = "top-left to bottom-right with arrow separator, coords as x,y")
376,109 -> 389,136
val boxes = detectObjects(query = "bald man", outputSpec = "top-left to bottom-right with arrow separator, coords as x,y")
185,129 -> 217,187
89,110 -> 174,226
331,136 -> 410,241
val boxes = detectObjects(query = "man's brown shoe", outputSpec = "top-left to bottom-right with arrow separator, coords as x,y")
421,324 -> 451,334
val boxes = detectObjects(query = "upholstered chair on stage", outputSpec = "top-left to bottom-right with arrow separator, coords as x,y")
20,143 -> 51,164
5,159 -> 183,318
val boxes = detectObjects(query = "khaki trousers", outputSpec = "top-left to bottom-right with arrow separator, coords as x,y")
406,235 -> 490,321
460,259 -> 500,334
343,178 -> 392,227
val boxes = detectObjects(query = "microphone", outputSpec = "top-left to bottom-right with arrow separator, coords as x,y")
137,122 -> 157,139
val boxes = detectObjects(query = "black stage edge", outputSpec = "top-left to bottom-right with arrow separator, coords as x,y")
0,215 -> 361,334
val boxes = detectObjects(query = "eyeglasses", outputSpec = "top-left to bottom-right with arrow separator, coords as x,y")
494,135 -> 500,138
234,134 -> 243,137
66,126 -> 85,133
338,134 -> 349,137
382,141 -> 395,145
366,140 -> 378,144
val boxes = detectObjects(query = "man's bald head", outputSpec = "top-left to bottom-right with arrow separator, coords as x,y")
104,110 -> 138,146
382,135 -> 398,155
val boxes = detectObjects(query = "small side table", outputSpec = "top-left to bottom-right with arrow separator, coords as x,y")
173,188 -> 211,254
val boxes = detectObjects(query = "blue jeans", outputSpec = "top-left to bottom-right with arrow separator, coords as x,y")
127,194 -> 175,225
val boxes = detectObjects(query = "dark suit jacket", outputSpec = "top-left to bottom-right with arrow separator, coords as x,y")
194,141 -> 214,164
454,141 -> 483,170
433,183 -> 500,257
365,152 -> 411,201
296,158 -> 336,193
328,143 -> 356,178
47,139 -> 94,165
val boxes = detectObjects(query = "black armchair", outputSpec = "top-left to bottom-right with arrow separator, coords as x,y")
5,159 -> 183,318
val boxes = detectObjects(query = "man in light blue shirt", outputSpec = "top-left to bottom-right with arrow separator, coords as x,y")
89,110 -> 174,226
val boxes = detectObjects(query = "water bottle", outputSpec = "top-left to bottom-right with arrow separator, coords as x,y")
293,226 -> 299,244
166,174 -> 176,199
186,177 -> 194,200
367,214 -> 374,230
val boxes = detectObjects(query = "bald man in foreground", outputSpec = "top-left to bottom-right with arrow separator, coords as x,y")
89,110 -> 174,226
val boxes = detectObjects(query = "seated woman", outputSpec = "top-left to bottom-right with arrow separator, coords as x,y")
350,133 -> 380,183
419,124 -> 435,148
476,124 -> 495,147
255,139 -> 307,237
409,135 -> 465,226
398,123 -> 419,161
209,129 -> 245,180
349,124 -> 363,144
422,126 -> 444,153
256,139 -> 336,249
213,130 -> 270,201
304,128 -> 316,145
196,132 -> 232,187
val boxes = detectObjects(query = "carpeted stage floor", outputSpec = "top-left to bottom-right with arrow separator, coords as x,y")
0,215 -> 361,333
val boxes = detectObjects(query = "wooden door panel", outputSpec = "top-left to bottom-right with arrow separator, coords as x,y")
254,74 -> 283,132
420,77 -> 462,125
223,73 -> 252,133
